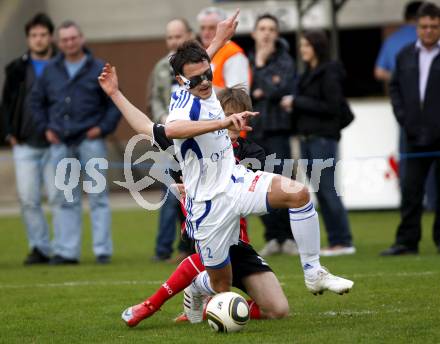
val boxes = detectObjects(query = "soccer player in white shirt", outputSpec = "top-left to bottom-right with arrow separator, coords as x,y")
98,9 -> 353,325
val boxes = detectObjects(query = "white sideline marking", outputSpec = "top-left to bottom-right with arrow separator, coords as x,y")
351,271 -> 436,278
0,270 -> 436,290
0,280 -> 163,289
319,308 -> 404,317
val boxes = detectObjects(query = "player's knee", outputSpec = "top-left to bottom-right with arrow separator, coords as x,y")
265,302 -> 290,319
289,184 -> 310,208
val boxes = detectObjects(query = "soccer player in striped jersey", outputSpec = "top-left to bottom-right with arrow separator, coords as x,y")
120,88 -> 289,327
98,8 -> 353,326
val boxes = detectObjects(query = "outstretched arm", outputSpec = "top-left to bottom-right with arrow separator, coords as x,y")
98,63 -> 154,138
165,110 -> 257,139
98,62 -> 257,141
206,9 -> 239,59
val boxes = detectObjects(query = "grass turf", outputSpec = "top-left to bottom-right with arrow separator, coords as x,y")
0,210 -> 439,343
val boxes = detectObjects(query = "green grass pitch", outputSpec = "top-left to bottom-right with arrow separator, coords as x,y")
0,210 -> 439,343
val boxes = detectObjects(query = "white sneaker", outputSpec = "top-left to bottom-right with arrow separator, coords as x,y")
305,267 -> 354,295
183,285 -> 205,324
259,239 -> 281,257
320,246 -> 356,257
281,239 -> 299,255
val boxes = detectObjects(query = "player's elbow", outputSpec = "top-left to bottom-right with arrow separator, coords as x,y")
164,123 -> 178,139
165,122 -> 185,139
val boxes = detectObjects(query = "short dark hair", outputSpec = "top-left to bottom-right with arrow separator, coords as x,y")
417,2 -> 440,20
302,30 -> 330,65
217,87 -> 253,114
254,13 -> 279,31
404,1 -> 424,21
169,40 -> 210,76
25,13 -> 54,36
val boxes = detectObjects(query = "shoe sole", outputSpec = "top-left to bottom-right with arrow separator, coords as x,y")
312,288 -> 351,296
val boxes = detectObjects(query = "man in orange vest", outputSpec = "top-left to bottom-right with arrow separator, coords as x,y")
197,7 -> 250,92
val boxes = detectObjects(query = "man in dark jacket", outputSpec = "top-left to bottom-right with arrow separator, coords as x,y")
248,14 -> 297,257
1,13 -> 58,265
381,2 -> 440,255
31,20 -> 121,264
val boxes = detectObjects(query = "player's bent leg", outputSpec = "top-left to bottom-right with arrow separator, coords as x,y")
267,175 -> 310,209
266,175 -> 354,295
242,271 -> 289,319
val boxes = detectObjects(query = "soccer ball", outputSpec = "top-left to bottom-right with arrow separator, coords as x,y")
206,292 -> 250,333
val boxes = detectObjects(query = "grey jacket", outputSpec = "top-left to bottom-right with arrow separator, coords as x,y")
150,55 -> 177,123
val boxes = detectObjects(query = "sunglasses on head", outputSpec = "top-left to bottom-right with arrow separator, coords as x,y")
179,68 -> 213,89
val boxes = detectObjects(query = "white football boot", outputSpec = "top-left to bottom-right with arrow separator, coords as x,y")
305,267 -> 354,295
183,285 -> 206,323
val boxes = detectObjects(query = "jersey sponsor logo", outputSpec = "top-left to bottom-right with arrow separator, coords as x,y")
210,142 -> 232,162
248,174 -> 261,192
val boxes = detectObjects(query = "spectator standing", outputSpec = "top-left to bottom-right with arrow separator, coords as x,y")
374,1 -> 423,82
1,13 -> 58,265
31,21 -> 121,264
374,1 -> 436,211
381,3 -> 440,255
197,7 -> 250,92
150,18 -> 193,262
281,30 -> 355,256
248,14 -> 297,256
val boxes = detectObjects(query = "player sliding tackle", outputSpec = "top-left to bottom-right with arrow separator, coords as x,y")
98,9 -> 353,325
124,88 -> 290,327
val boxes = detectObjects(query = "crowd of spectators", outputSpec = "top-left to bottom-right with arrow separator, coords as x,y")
2,1 -> 439,265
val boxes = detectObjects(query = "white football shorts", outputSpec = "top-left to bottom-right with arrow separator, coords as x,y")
184,164 -> 275,268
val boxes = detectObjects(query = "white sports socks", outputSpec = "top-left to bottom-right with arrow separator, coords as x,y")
289,201 -> 322,277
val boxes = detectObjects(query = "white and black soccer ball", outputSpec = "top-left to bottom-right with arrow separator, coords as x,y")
206,292 -> 250,333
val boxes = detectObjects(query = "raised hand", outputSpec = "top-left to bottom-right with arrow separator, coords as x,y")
216,8 -> 240,44
98,63 -> 119,97
207,9 -> 240,59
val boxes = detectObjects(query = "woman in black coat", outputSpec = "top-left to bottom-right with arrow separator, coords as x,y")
281,30 -> 355,256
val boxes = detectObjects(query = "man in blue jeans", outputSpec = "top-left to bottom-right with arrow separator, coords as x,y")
1,13 -> 59,265
31,20 -> 120,265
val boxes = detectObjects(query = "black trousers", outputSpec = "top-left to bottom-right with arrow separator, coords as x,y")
254,134 -> 293,243
395,142 -> 440,249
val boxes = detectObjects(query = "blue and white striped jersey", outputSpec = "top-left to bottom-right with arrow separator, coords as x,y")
166,87 -> 235,201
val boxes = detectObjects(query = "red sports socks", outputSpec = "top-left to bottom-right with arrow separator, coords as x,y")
147,253 -> 204,308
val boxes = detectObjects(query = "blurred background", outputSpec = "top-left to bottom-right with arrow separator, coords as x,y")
1,0 -> 439,211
